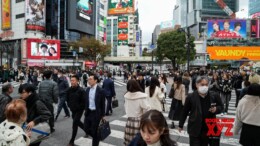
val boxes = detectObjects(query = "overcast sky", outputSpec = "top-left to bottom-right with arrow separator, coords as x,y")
138,0 -> 249,44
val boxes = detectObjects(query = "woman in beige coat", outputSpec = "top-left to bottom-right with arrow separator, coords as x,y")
124,80 -> 151,146
145,77 -> 165,112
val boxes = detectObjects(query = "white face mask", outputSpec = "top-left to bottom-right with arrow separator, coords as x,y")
198,86 -> 208,95
58,74 -> 61,78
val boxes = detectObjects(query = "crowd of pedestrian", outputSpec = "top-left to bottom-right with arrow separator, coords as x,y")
0,66 -> 260,146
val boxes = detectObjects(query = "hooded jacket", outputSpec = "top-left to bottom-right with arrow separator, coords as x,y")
124,91 -> 151,118
25,93 -> 51,125
0,120 -> 30,146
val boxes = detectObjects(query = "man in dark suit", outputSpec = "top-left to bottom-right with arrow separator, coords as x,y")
102,72 -> 116,116
84,74 -> 106,146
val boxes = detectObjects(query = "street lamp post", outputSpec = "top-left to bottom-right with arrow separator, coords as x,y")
0,38 -> 2,67
178,28 -> 191,73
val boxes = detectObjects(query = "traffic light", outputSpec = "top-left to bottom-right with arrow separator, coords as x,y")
206,54 -> 210,61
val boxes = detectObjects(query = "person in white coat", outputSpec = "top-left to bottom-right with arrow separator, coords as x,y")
234,83 -> 260,146
0,99 -> 30,146
145,77 -> 165,112
124,79 -> 151,146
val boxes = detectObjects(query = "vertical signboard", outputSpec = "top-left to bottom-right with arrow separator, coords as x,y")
25,0 -> 46,33
251,19 -> 260,38
118,16 -> 128,46
1,0 -> 11,30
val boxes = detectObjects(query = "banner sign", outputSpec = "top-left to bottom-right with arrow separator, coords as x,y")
1,0 -> 11,30
108,0 -> 134,15
118,16 -> 128,46
207,46 -> 260,60
25,0 -> 46,32
207,19 -> 247,39
251,19 -> 260,38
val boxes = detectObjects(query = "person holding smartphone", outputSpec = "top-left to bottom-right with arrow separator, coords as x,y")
178,76 -> 224,146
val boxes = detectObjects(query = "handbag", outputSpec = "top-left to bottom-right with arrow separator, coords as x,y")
112,98 -> 118,108
98,119 -> 111,141
23,122 -> 50,144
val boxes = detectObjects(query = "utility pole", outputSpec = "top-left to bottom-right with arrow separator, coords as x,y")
187,27 -> 190,73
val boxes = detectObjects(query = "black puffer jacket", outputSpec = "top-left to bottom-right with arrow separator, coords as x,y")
0,93 -> 12,123
66,85 -> 86,112
25,93 -> 51,125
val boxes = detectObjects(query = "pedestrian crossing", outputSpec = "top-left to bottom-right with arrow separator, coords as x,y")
74,91 -> 241,146
0,81 -> 22,89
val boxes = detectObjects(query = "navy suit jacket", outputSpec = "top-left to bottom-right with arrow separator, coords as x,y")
102,78 -> 116,97
85,85 -> 106,118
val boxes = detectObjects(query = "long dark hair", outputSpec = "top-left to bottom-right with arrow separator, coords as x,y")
175,76 -> 183,89
161,74 -> 168,84
149,77 -> 160,97
137,110 -> 177,146
126,79 -> 143,93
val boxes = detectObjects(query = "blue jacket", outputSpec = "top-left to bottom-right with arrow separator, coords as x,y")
102,78 -> 116,97
58,76 -> 69,97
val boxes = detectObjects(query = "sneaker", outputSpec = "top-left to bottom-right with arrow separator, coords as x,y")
64,115 -> 70,118
51,128 -> 55,133
221,113 -> 224,116
224,112 -> 227,115
170,123 -> 175,129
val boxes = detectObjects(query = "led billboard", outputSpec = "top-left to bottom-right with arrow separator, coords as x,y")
108,0 -> 135,15
251,19 -> 260,38
77,0 -> 94,23
118,16 -> 128,46
27,38 -> 60,60
207,46 -> 260,60
207,19 -> 247,39
1,0 -> 11,30
25,0 -> 46,32
67,0 -> 95,35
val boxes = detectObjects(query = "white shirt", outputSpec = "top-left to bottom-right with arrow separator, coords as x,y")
89,84 -> 97,110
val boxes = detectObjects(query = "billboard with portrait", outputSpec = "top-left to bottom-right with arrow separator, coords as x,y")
25,0 -> 45,33
76,0 -> 94,23
207,19 -> 247,39
108,0 -> 135,15
1,0 -> 11,30
27,38 -> 60,60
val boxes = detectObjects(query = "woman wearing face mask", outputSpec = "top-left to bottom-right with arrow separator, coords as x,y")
129,110 -> 177,146
178,76 -> 223,146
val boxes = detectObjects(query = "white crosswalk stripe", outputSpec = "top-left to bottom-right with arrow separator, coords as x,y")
75,91 -> 241,146
0,81 -> 22,88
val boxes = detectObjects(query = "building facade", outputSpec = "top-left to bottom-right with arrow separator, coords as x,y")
249,0 -> 260,18
0,0 -> 97,69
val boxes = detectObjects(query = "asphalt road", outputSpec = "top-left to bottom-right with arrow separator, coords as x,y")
5,77 -> 241,146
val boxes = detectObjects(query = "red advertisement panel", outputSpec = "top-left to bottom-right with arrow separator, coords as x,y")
27,38 -> 60,60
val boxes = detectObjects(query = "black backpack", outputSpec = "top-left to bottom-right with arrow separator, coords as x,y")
0,94 -> 12,123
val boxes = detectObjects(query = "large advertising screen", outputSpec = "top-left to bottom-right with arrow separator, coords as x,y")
76,0 -> 94,23
251,19 -> 260,38
118,16 -> 128,46
207,46 -> 260,60
27,38 -> 60,60
67,0 -> 95,35
1,0 -> 11,30
108,0 -> 135,15
25,0 -> 46,33
207,19 -> 247,39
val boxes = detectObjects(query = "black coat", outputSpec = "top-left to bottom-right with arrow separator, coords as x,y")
85,86 -> 106,118
102,78 -> 116,97
58,76 -> 69,97
0,93 -> 12,123
66,85 -> 86,112
25,93 -> 51,125
179,91 -> 223,137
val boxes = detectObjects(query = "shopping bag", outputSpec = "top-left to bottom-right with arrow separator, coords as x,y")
112,98 -> 119,108
98,119 -> 111,141
23,122 -> 50,144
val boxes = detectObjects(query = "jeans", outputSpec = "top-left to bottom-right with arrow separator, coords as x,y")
106,96 -> 113,114
70,110 -> 86,144
221,92 -> 231,113
56,97 -> 70,118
